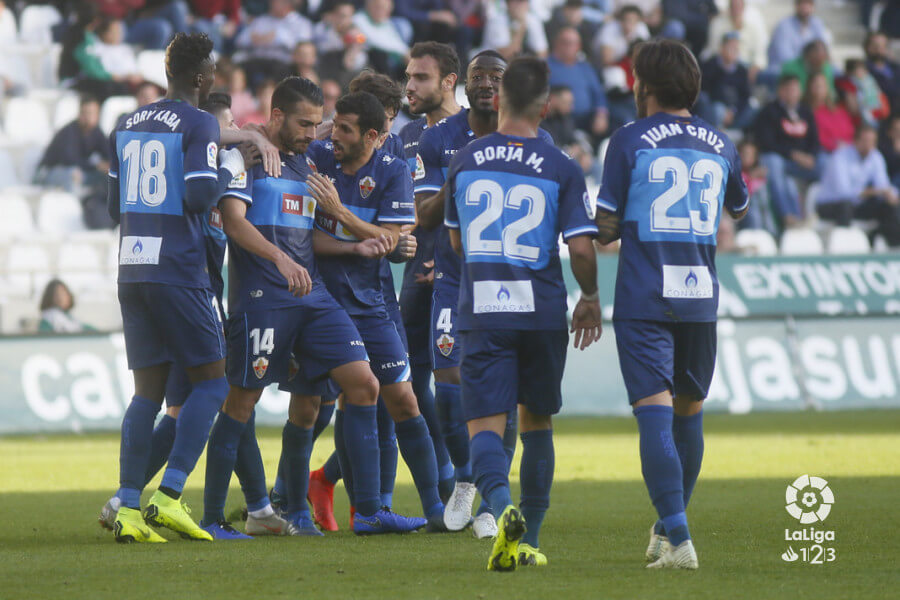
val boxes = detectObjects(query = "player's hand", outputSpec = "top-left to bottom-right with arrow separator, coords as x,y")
275,254 -> 312,297
397,224 -> 417,259
236,141 -> 261,169
414,259 -> 435,285
571,297 -> 602,350
243,124 -> 281,178
355,234 -> 392,258
306,173 -> 344,217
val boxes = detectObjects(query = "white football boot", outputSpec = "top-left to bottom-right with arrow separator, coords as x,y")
443,482 -> 477,531
647,539 -> 699,570
472,511 -> 498,539
645,524 -> 670,562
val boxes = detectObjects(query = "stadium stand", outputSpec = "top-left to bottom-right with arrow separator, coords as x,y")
0,0 -> 895,334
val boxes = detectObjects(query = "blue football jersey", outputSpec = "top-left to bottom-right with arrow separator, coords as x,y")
596,113 -> 748,322
222,152 -> 329,313
398,116 -> 436,293
445,133 -> 598,331
309,144 -> 416,316
203,206 -> 227,304
418,109 -> 553,293
109,99 -> 221,288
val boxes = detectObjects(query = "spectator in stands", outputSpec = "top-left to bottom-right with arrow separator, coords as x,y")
35,95 -> 109,194
90,0 -> 174,50
839,58 -> 891,127
716,214 -> 738,252
880,115 -> 900,190
737,139 -> 776,234
236,79 -> 276,127
754,74 -> 822,227
781,39 -> 835,96
394,0 -> 461,46
704,0 -> 768,82
224,64 -> 256,123
805,72 -> 855,154
697,32 -> 755,130
234,0 -> 313,84
93,17 -> 143,86
354,0 -> 412,77
39,279 -> 96,334
767,0 -> 831,73
321,79 -> 342,122
59,3 -> 132,101
314,0 -> 369,87
291,41 -> 320,83
481,0 -> 549,60
864,31 -> 900,116
873,0 -> 900,37
817,124 -> 900,245
546,0 -> 601,52
547,27 -> 608,142
188,0 -> 242,51
540,85 -> 600,180
661,0 -> 717,56
592,4 -> 649,68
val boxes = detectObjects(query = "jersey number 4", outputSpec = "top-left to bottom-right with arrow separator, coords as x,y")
122,139 -> 168,207
649,156 -> 722,236
466,180 -> 546,262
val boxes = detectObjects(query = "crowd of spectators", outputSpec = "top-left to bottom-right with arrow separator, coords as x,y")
3,0 -> 900,248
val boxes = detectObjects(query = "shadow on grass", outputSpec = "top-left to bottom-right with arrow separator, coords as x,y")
0,476 -> 897,600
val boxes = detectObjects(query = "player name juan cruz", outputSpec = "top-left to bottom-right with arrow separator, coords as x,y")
473,146 -> 545,173
640,122 -> 725,154
784,528 -> 835,543
124,109 -> 182,131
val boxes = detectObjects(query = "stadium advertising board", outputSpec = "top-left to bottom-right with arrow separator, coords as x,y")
2,314 -> 900,433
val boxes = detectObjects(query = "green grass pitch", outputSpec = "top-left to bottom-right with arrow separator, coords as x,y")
2,410 -> 899,599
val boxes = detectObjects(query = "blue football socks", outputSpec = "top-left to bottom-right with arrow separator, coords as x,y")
117,395 -> 161,509
160,376 -> 228,498
234,410 -> 269,512
377,398 -> 398,508
201,411 -> 245,526
282,421 -> 314,519
520,429 -> 554,549
674,411 -> 704,507
142,414 -> 176,486
634,405 -> 690,547
471,430 -> 514,519
322,450 -> 342,484
314,401 -> 336,441
396,415 -> 443,518
413,364 -> 454,498
341,404 -> 380,516
503,410 -> 518,467
435,382 -> 472,482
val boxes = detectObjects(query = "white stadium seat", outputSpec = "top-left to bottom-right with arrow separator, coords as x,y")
6,242 -> 51,298
0,193 -> 35,236
137,50 -> 167,88
780,228 -> 825,256
53,93 -> 80,129
37,190 -> 85,234
18,5 -> 62,45
734,228 -> 778,256
100,96 -> 138,135
827,227 -> 871,255
57,242 -> 105,293
0,149 -> 20,188
3,97 -> 51,145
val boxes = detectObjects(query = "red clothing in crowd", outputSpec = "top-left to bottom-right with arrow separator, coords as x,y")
813,103 -> 855,153
92,0 -> 145,19
190,0 -> 241,22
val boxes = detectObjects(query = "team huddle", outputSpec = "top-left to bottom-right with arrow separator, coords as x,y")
99,33 -> 748,573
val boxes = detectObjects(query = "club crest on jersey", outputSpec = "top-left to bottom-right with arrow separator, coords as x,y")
436,333 -> 455,357
359,176 -> 376,198
252,357 -> 269,379
415,154 -> 425,180
306,156 -> 318,172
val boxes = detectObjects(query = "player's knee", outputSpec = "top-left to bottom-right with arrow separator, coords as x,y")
673,396 -> 704,416
343,370 -> 379,407
289,394 -> 321,428
433,367 -> 460,385
519,406 -> 552,433
165,405 -> 181,419
222,387 -> 259,422
383,383 -> 420,421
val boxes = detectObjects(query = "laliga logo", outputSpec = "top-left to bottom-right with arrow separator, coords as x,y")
785,474 -> 834,524
685,270 -> 699,289
132,239 -> 143,255
497,285 -> 511,303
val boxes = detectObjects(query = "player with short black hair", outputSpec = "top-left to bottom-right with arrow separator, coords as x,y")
596,39 -> 749,569
445,55 -> 601,570
106,32 -> 252,543
298,90 -> 448,531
